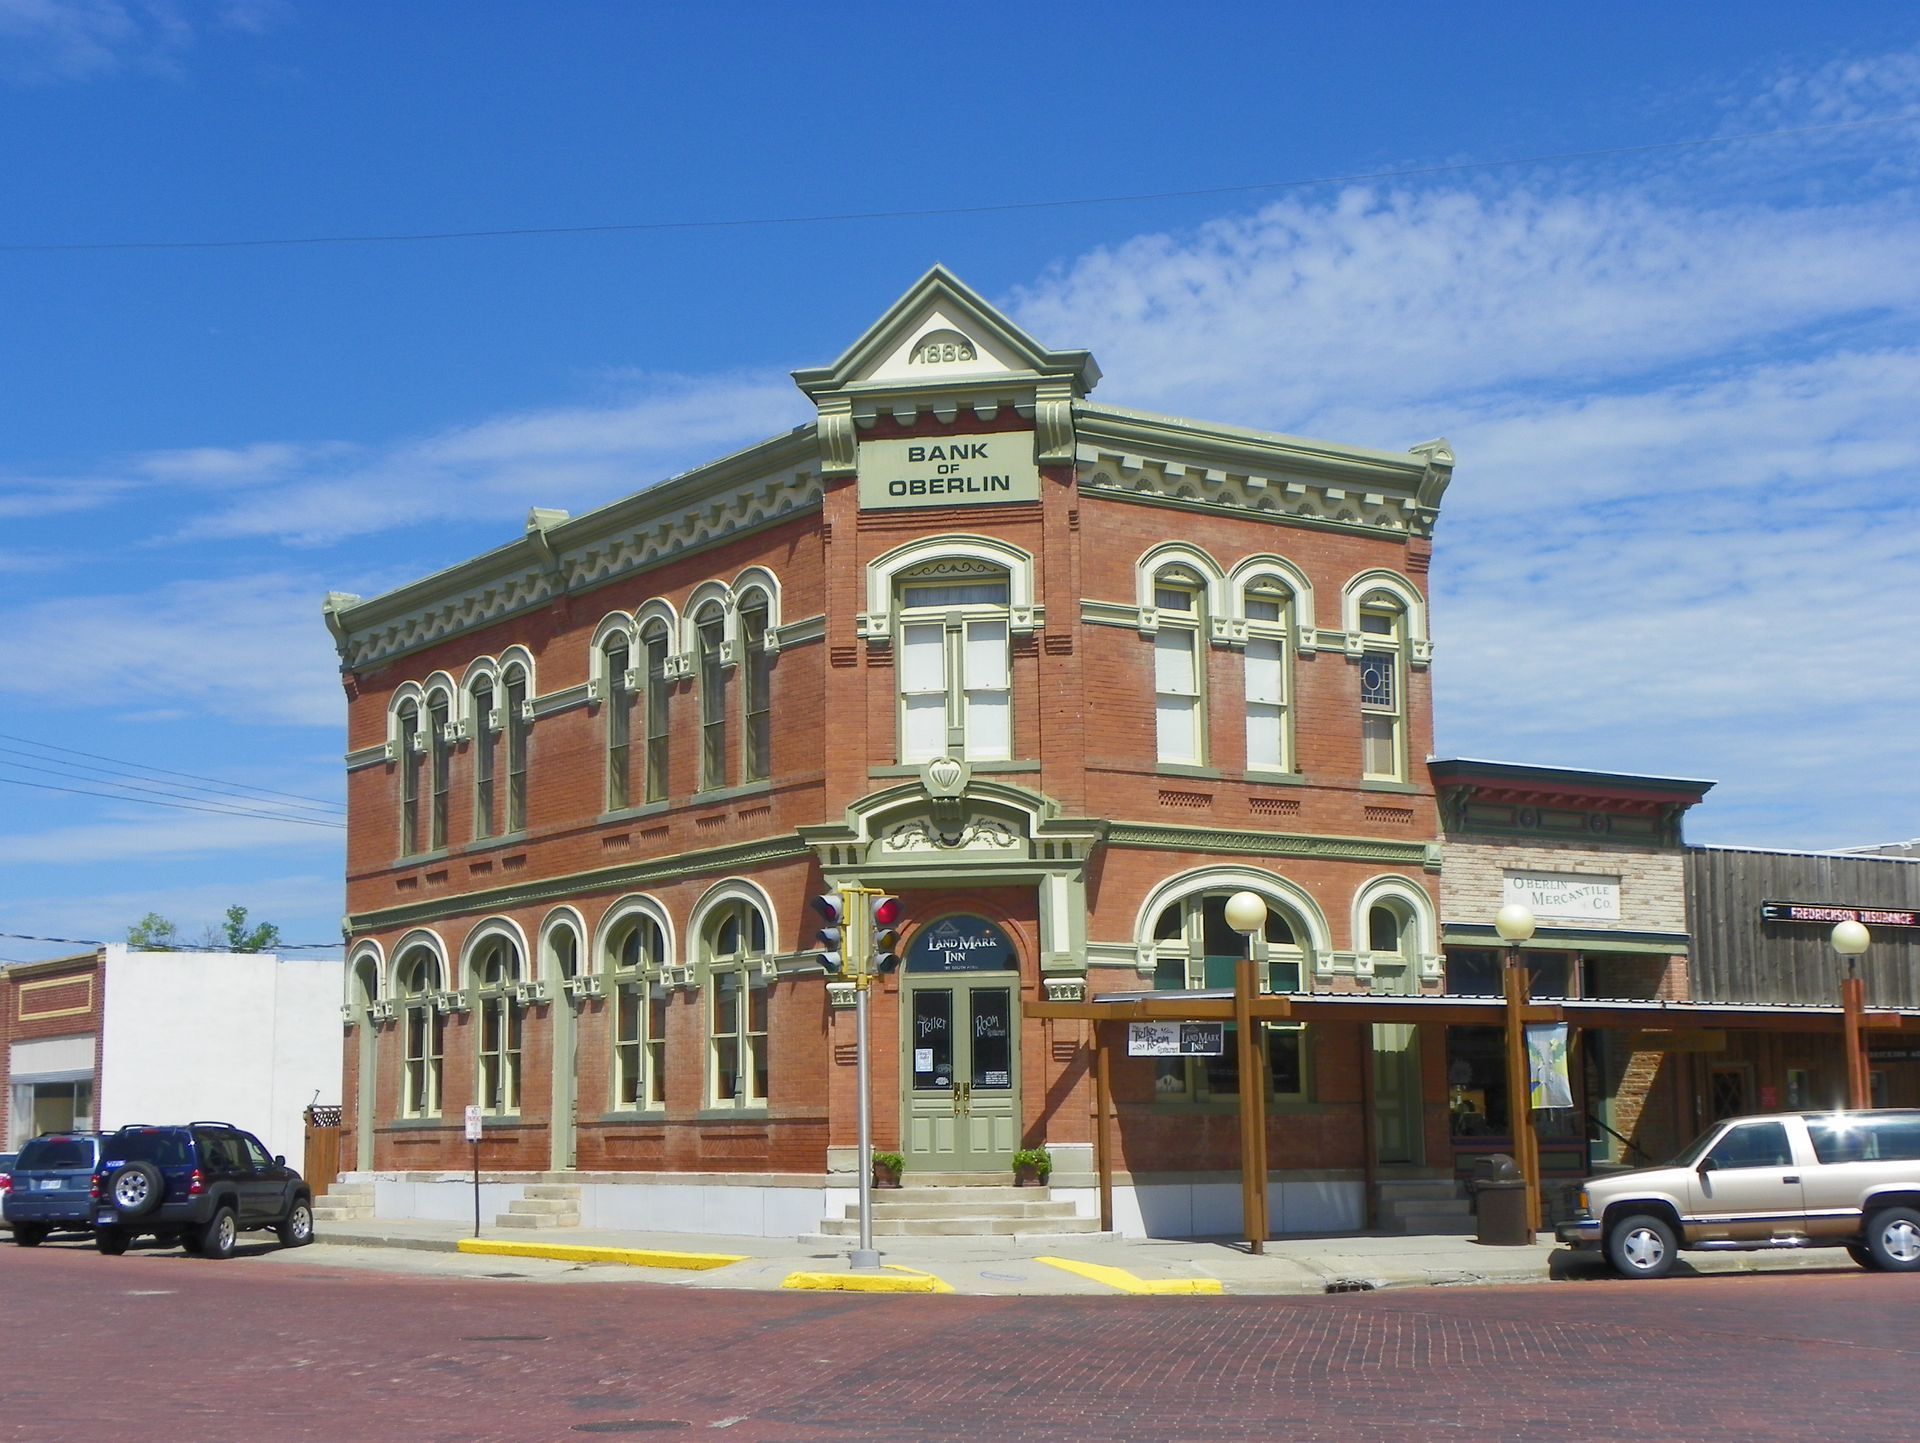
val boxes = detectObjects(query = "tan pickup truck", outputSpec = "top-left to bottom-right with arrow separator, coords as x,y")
1558,1109 -> 1920,1279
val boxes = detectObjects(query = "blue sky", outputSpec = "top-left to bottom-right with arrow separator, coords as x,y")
2,3 -> 1916,963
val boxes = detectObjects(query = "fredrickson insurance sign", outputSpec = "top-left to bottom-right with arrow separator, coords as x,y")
857,433 -> 1041,511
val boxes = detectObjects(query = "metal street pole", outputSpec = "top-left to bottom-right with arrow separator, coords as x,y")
844,885 -> 880,1271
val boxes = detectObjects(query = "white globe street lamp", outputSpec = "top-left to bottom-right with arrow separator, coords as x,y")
1831,919 -> 1871,974
1495,903 -> 1536,945
1225,890 -> 1269,936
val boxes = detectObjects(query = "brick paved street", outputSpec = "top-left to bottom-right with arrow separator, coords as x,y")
3,1239 -> 1914,1443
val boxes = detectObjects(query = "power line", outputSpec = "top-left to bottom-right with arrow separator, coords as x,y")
0,748 -> 345,820
0,732 -> 344,813
3,115 -> 1912,255
0,774 -> 346,829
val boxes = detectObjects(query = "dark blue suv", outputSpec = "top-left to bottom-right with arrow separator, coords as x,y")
91,1123 -> 314,1259
3,1133 -> 100,1244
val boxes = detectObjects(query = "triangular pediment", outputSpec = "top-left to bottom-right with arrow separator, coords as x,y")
792,264 -> 1099,401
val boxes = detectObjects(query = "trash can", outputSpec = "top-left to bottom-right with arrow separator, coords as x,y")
1472,1154 -> 1531,1246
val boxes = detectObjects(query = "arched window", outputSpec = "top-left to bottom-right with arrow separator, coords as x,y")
473,936 -> 524,1115
396,700 -> 423,857
397,949 -> 443,1117
702,897 -> 770,1109
695,601 -> 728,790
1149,890 -> 1308,1104
470,674 -> 497,840
739,591 -> 772,783
896,561 -> 1010,763
1153,566 -> 1206,766
607,908 -> 669,1111
641,617 -> 672,803
427,690 -> 451,851
502,663 -> 530,832
1369,901 -> 1413,959
1243,579 -> 1293,774
1358,594 -> 1406,781
603,631 -> 634,811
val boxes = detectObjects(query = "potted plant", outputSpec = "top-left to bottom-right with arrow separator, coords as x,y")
871,1151 -> 904,1189
1012,1146 -> 1052,1187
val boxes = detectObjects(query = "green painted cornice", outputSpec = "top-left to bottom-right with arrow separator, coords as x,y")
1105,821 -> 1435,868
1442,923 -> 1691,957
1075,403 -> 1451,539
325,426 -> 822,672
347,832 -> 814,935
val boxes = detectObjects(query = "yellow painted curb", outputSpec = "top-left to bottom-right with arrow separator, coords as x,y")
1034,1256 -> 1223,1296
457,1238 -> 746,1271
781,1264 -> 954,1294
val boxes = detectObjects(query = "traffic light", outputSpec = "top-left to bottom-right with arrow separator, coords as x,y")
811,891 -> 847,976
869,894 -> 904,973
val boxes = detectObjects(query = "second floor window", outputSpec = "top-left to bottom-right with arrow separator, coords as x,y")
1244,585 -> 1292,773
696,604 -> 728,790
643,621 -> 671,803
471,678 -> 496,840
428,693 -> 450,851
397,701 -> 422,857
604,635 -> 633,811
897,566 -> 1010,763
1358,599 -> 1406,781
504,668 -> 529,831
740,595 -> 771,782
1153,573 -> 1204,766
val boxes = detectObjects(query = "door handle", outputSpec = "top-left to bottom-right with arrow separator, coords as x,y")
1783,1175 -> 1800,1184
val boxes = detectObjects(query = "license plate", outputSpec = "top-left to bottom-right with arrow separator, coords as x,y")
37,1179 -> 63,1191
94,1210 -> 117,1226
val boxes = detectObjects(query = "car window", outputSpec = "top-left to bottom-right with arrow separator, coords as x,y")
1866,1117 -> 1920,1162
1706,1121 -> 1793,1170
1809,1120 -> 1877,1164
16,1136 -> 93,1170
202,1133 -> 244,1170
104,1132 -> 191,1168
240,1135 -> 272,1168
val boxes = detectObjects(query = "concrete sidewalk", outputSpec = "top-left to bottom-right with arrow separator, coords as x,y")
306,1217 -> 1871,1296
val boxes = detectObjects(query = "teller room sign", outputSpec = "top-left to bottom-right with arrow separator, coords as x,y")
857,434 -> 1041,512
1128,1022 -> 1226,1057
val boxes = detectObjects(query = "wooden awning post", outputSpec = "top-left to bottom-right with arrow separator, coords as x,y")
1235,954 -> 1265,1252
1842,973 -> 1871,1110
1094,1021 -> 1114,1233
1503,956 -> 1542,1234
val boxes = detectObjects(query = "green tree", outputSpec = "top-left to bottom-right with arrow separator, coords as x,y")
221,904 -> 281,953
126,912 -> 182,950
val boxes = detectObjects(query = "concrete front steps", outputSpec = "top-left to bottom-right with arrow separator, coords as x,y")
813,1180 -> 1109,1240
494,1183 -> 582,1230
310,1180 -> 374,1225
1373,1176 -> 1475,1235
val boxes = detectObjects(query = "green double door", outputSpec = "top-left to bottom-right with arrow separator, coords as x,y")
902,972 -> 1019,1172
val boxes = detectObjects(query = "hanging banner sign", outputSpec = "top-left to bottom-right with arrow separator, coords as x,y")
1525,1023 -> 1574,1110
1759,901 -> 1920,929
1128,1022 -> 1226,1057
857,434 -> 1041,512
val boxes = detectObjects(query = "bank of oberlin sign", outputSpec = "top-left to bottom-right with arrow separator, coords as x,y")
856,433 -> 1041,511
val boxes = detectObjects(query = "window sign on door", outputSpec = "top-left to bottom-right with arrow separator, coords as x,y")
913,990 -> 953,1088
972,987 -> 1011,1090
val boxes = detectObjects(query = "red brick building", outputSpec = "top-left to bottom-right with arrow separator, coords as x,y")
326,268 -> 1456,1236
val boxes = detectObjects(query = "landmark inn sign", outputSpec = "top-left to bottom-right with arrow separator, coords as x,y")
857,434 -> 1042,511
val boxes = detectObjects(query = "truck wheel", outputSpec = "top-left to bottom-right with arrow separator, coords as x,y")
1605,1212 -> 1678,1280
277,1199 -> 314,1249
1865,1207 -> 1920,1272
197,1206 -> 237,1261
95,1227 -> 131,1256
13,1225 -> 48,1247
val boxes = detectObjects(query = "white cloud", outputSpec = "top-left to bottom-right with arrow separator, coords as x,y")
0,0 -> 280,84
0,573 -> 344,726
0,805 -> 339,866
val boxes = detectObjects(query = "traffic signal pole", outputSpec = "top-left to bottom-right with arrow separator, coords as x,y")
835,884 -> 882,1271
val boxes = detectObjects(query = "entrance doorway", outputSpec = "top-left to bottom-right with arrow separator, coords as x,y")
899,914 -> 1022,1173
1373,1023 -> 1423,1165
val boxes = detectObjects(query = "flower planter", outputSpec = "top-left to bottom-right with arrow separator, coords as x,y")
1014,1163 -> 1046,1187
872,1167 -> 902,1190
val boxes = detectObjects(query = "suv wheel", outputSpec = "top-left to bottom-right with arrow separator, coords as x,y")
95,1227 -> 131,1256
13,1225 -> 49,1247
277,1199 -> 314,1249
110,1162 -> 165,1219
1847,1242 -> 1877,1270
1865,1207 -> 1920,1272
1605,1212 -> 1678,1280
198,1206 -> 238,1261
